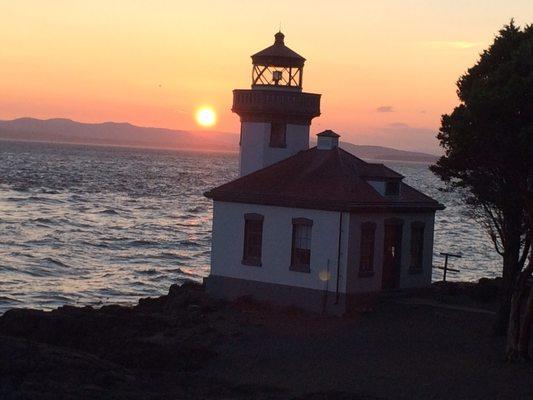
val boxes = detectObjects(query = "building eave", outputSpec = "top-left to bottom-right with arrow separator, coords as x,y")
205,191 -> 445,213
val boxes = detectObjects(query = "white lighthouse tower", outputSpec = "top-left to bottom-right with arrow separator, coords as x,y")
232,32 -> 321,176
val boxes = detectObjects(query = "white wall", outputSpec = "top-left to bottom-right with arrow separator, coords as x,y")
239,122 -> 309,176
210,201 -> 350,294
345,212 -> 436,293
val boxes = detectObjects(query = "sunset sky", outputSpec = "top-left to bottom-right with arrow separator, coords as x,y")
2,0 -> 532,153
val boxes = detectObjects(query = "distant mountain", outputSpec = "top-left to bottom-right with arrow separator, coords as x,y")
339,142 -> 438,163
0,117 -> 237,152
0,117 -> 438,162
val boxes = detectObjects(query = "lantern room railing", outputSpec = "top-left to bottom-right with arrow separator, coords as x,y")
232,89 -> 321,118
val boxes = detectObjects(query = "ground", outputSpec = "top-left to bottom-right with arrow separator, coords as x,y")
0,280 -> 531,399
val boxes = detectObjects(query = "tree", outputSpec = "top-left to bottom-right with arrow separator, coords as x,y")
430,21 -> 533,337
506,165 -> 533,360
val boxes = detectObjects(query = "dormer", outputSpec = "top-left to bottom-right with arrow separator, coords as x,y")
367,178 -> 402,197
316,130 -> 340,150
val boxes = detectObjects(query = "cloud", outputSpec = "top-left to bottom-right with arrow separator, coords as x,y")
388,122 -> 410,128
420,41 -> 479,50
376,106 -> 394,113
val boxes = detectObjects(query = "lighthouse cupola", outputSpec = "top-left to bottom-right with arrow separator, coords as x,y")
233,32 -> 321,177
251,31 -> 305,91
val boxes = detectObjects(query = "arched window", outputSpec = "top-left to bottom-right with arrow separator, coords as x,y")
409,221 -> 425,272
290,218 -> 313,272
269,123 -> 287,148
242,213 -> 264,266
359,222 -> 376,277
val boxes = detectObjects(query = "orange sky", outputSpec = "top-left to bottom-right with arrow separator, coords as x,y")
1,1 -> 532,153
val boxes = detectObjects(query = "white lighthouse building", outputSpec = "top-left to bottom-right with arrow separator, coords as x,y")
204,33 -> 444,314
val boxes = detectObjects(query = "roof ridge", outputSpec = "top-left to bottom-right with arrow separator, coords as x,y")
337,146 -> 367,164
335,147 -> 356,178
245,146 -> 315,175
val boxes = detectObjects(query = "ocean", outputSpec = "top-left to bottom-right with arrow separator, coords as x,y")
0,140 -> 500,313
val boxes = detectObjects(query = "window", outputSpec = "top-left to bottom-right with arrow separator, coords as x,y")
290,218 -> 312,272
409,222 -> 425,272
385,180 -> 400,196
269,123 -> 286,148
359,222 -> 376,277
242,213 -> 264,266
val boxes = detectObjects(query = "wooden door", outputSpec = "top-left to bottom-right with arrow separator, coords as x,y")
382,223 -> 402,290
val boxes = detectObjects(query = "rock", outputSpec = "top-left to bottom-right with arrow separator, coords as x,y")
432,278 -> 501,304
471,277 -> 500,302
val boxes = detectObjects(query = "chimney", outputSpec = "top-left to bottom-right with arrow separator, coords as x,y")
316,130 -> 340,150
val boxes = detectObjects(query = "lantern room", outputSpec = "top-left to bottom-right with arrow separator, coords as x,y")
251,32 -> 305,91
233,31 -> 321,177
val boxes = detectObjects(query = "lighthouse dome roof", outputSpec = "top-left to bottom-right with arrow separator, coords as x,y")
251,32 -> 305,68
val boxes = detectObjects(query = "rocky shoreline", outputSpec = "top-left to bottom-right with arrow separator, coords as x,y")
1,279 -> 531,399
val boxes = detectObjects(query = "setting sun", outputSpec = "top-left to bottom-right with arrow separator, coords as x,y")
195,106 -> 217,127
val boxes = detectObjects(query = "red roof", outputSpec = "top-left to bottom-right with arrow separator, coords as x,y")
205,147 -> 445,212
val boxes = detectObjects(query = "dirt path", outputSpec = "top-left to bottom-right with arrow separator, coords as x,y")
201,301 -> 531,399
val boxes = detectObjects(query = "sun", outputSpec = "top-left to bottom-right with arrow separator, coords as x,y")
195,106 -> 217,127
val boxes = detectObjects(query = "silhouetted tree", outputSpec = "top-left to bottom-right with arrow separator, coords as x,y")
430,21 -> 532,337
506,165 -> 533,360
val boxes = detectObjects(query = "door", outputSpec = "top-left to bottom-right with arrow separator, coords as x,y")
382,222 -> 403,290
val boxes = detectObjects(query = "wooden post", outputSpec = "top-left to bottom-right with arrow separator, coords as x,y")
443,254 -> 449,282
438,252 -> 462,282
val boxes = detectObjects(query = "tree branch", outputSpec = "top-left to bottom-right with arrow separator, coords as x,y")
519,234 -> 531,269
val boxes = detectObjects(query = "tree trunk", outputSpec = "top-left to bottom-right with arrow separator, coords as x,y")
517,285 -> 533,360
506,256 -> 532,360
517,173 -> 533,358
495,244 -> 521,335
494,206 -> 524,335
506,174 -> 533,359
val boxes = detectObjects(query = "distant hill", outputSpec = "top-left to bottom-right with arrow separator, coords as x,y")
0,117 -> 237,152
339,142 -> 437,163
0,117 -> 438,162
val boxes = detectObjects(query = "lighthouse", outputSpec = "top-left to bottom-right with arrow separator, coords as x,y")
204,32 -> 444,315
232,32 -> 321,176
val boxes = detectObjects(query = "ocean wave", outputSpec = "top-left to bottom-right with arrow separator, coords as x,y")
174,267 -> 197,277
98,209 -> 119,215
0,296 -> 21,303
187,205 -> 206,213
178,239 -> 200,247
28,196 -> 64,204
9,252 -> 35,258
42,257 -> 70,268
158,252 -> 192,260
130,239 -> 157,246
136,205 -> 160,210
32,217 -> 57,225
137,268 -> 159,276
